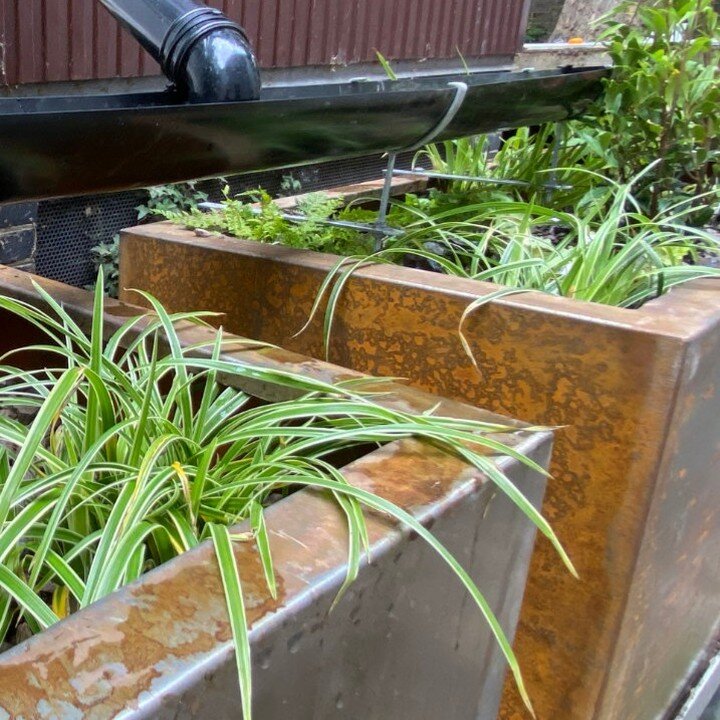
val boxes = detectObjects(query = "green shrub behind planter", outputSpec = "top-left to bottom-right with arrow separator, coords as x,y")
590,0 -> 719,217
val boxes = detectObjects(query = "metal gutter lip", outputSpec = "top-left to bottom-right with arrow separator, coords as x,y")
0,67 -> 608,203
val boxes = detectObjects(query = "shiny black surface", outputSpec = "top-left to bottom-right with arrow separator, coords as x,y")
0,67 -> 607,203
97,0 -> 260,101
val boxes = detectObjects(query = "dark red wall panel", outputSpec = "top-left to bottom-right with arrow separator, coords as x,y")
0,0 -> 529,86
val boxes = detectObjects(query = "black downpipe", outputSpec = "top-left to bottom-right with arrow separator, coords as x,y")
97,0 -> 261,102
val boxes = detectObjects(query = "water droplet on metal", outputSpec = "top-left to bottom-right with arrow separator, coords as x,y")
287,631 -> 303,654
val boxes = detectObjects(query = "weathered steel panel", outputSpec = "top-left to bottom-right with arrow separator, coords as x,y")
118,219 -> 720,720
0,0 -> 529,86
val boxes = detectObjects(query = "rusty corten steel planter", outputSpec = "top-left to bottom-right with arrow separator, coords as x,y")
119,219 -> 720,720
0,266 -> 551,719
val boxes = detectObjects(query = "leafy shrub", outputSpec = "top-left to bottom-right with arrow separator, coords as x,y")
88,234 -> 120,297
136,181 -> 208,221
279,173 -> 303,196
589,0 -> 720,217
166,188 -> 375,256
87,183 -> 210,299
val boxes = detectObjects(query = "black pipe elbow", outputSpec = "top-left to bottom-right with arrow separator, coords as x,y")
172,27 -> 261,102
161,10 -> 261,102
97,2 -> 260,103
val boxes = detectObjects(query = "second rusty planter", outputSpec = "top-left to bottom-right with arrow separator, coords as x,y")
120,219 -> 720,720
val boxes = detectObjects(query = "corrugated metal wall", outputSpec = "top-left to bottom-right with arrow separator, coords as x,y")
0,0 -> 529,86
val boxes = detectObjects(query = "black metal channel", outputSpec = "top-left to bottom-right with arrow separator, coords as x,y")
0,67 -> 607,204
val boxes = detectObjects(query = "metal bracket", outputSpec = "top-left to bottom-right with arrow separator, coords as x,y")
375,81 -> 468,245
405,81 -> 469,153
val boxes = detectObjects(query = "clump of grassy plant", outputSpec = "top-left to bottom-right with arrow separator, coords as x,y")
416,123 -> 607,210
0,271 -> 565,717
301,168 -> 720,361
384,169 -> 720,307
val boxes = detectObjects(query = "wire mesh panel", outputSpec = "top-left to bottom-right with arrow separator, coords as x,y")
36,190 -> 147,287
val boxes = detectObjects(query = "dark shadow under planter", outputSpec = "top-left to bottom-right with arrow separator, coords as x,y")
120,221 -> 720,720
0,266 -> 550,720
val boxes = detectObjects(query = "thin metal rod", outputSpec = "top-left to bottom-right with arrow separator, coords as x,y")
199,202 -> 404,238
394,168 -> 572,191
372,80 -> 469,251
376,153 -> 397,229
546,121 -> 566,202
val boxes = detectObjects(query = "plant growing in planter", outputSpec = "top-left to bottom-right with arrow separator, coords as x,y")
590,0 -> 719,217
414,123 -> 607,209
0,272 -> 564,718
121,198 -> 720,720
161,167 -> 720,314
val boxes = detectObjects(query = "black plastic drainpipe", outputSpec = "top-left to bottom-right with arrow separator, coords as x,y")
96,0 -> 261,102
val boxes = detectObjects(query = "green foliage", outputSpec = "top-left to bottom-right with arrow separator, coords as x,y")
590,0 -> 720,215
88,234 -> 120,298
279,174 -> 303,196
375,50 -> 398,80
86,182 -> 210,299
136,181 -> 208,221
0,272 -> 561,717
417,124 -> 608,209
166,188 -> 375,256
307,170 -> 719,348
396,173 -> 720,306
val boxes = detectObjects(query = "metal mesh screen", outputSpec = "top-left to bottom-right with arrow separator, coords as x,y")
37,190 -> 148,288
35,151 -> 415,288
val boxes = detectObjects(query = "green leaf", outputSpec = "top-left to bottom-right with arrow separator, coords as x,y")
249,502 -> 277,599
210,524 -> 253,720
0,367 -> 83,528
0,564 -> 59,630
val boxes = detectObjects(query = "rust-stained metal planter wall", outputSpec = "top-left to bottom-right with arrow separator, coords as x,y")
0,266 -> 550,719
119,221 -> 720,720
0,0 -> 529,87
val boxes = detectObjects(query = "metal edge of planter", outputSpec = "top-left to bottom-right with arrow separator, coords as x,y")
119,217 -> 720,340
0,265 -> 552,719
116,221 -> 720,720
